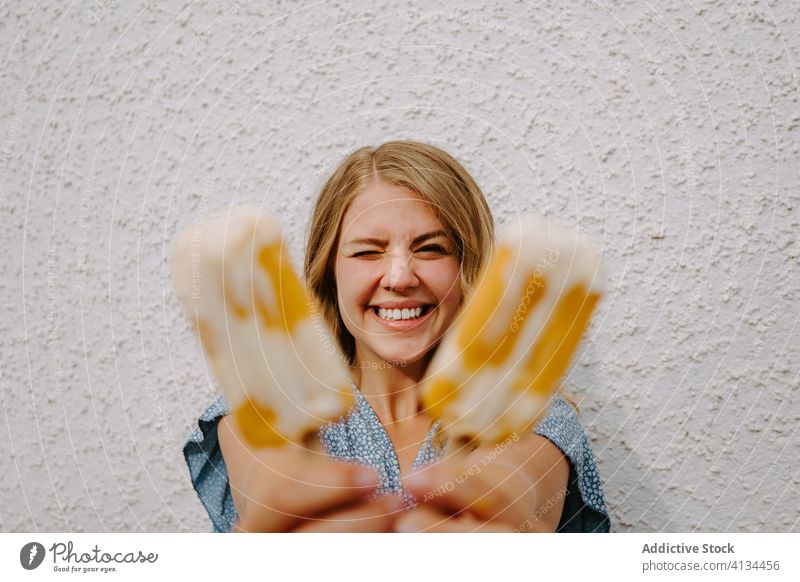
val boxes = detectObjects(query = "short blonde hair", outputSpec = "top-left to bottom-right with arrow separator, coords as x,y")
304,140 -> 495,367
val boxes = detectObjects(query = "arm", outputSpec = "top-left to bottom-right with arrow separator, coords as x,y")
397,431 -> 569,532
217,415 -> 256,517
495,433 -> 570,532
218,415 -> 402,532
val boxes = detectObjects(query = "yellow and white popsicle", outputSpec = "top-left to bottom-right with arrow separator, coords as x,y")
420,216 -> 605,450
172,205 -> 354,448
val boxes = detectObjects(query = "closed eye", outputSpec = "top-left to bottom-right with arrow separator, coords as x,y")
352,250 -> 381,258
416,245 -> 447,255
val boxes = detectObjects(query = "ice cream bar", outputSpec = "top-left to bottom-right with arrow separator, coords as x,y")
172,205 -> 353,448
420,215 -> 605,450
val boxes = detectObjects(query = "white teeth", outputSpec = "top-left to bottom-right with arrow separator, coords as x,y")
376,306 -> 426,321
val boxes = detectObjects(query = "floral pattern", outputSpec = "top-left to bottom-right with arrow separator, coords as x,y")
183,384 -> 611,532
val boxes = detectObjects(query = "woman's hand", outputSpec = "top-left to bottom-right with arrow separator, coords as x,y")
219,417 -> 404,532
395,433 -> 569,533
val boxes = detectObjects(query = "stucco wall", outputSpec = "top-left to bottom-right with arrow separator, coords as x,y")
1,1 -> 798,532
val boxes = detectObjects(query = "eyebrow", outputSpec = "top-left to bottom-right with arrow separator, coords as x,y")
343,230 -> 449,248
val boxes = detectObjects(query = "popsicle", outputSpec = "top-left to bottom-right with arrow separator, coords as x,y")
420,215 -> 605,451
172,205 -> 354,448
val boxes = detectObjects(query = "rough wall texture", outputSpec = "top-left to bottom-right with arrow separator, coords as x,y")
1,1 -> 798,532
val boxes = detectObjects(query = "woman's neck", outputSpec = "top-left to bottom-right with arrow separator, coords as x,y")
350,353 -> 432,426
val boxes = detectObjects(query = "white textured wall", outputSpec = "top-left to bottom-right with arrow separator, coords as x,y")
1,0 -> 798,533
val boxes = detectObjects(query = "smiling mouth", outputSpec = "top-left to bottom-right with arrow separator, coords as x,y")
369,305 -> 435,322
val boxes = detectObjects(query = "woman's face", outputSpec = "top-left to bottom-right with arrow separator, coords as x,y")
334,180 -> 462,369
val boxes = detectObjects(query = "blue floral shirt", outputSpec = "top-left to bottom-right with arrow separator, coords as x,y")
183,385 -> 611,533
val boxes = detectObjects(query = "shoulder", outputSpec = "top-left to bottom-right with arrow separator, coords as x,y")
533,395 -> 611,532
182,394 -> 238,533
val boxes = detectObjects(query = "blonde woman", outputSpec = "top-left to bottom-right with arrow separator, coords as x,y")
182,141 -> 610,532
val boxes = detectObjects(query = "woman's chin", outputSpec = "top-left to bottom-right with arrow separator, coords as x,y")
366,345 -> 428,370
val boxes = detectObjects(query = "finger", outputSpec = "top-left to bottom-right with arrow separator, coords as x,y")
236,459 -> 381,532
402,458 -> 532,524
394,506 -> 516,533
293,495 -> 406,533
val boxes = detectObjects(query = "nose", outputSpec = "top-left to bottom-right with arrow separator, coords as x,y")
380,250 -> 419,291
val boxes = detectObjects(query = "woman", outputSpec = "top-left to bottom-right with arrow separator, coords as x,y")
183,140 -> 610,532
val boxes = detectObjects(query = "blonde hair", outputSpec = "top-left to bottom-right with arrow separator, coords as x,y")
303,140 -> 494,367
